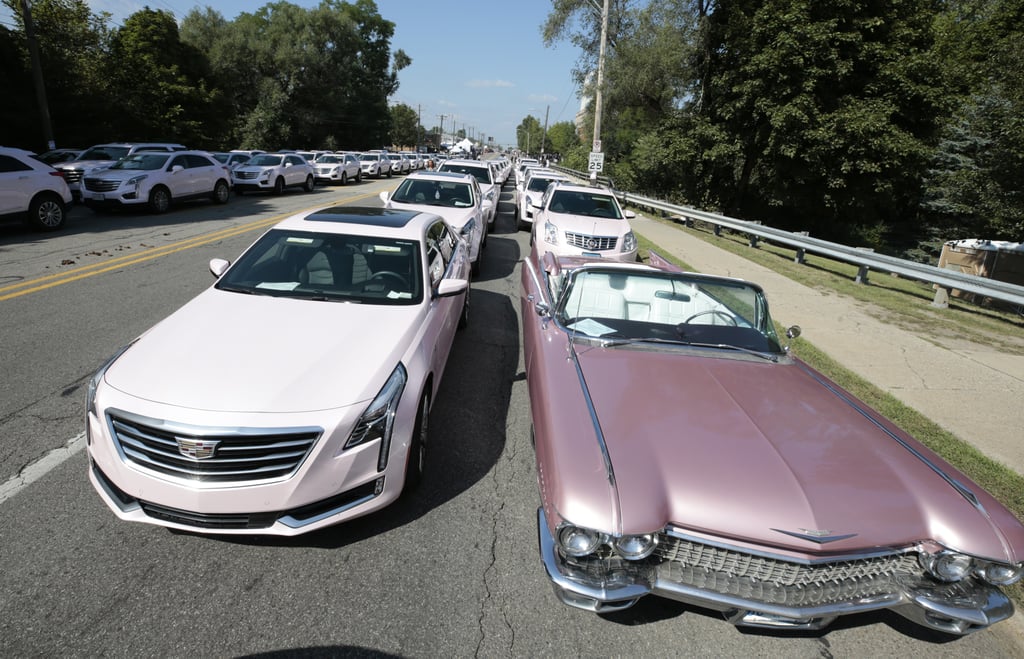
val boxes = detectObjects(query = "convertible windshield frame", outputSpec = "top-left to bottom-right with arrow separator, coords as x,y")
551,266 -> 782,354
215,229 -> 424,305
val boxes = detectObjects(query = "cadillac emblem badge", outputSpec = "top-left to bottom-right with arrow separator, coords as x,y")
176,437 -> 220,460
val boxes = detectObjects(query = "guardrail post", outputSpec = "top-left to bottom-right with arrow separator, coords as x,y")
713,224 -> 722,237
794,232 -> 809,264
855,265 -> 870,284
931,286 -> 951,309
749,235 -> 759,248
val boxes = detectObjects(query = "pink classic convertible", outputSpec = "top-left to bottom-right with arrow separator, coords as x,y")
521,249 -> 1024,635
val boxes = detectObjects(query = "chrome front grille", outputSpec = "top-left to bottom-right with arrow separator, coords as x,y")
565,232 -> 617,251
59,168 -> 84,183
109,413 -> 320,485
83,178 -> 120,192
653,534 -> 920,606
235,170 -> 259,180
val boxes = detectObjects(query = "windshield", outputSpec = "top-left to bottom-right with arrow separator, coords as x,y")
110,154 -> 170,170
79,146 -> 130,161
318,155 -> 341,164
439,163 -> 491,185
528,176 -> 564,192
548,190 -> 623,219
216,229 -> 423,305
554,268 -> 782,354
249,155 -> 283,166
392,179 -> 474,208
361,153 -> 380,162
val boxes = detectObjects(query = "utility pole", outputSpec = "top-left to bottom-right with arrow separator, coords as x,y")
438,114 -> 446,148
541,105 -> 549,156
593,0 -> 610,154
19,0 -> 55,150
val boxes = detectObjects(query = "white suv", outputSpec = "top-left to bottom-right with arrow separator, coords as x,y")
81,150 -> 231,213
232,153 -> 316,195
436,158 -> 497,226
530,182 -> 638,262
55,142 -> 186,202
0,146 -> 73,231
314,153 -> 361,185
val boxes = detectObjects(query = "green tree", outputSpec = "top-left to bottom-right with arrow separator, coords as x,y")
389,103 -> 420,147
516,115 -> 544,154
545,120 -> 580,157
106,8 -> 224,147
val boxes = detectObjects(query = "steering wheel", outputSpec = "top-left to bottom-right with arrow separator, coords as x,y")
683,309 -> 737,326
364,271 -> 410,290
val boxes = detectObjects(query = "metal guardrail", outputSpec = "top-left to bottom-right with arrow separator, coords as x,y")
548,165 -> 1024,310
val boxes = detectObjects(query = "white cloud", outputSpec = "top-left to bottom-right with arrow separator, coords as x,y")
528,94 -> 558,103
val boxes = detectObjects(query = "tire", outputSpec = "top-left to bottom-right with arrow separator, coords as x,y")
356,171 -> 362,183
148,186 -> 171,213
386,168 -> 392,178
211,180 -> 230,204
403,392 -> 429,493
471,257 -> 481,278
26,193 -> 66,231
340,171 -> 347,185
273,177 -> 285,195
303,174 -> 315,192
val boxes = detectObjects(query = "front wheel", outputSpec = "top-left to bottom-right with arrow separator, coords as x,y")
403,393 -> 429,493
26,193 -> 66,231
273,177 -> 285,195
340,171 -> 347,185
148,186 -> 171,213
303,174 -> 315,192
355,171 -> 362,183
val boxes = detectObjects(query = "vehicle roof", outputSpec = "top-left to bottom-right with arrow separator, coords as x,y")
405,171 -> 475,183
548,181 -> 616,195
275,206 -> 443,235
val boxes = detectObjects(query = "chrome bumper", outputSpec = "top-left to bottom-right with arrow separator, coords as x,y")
536,508 -> 1014,634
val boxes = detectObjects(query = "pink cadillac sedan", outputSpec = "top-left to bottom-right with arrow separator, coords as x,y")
86,206 -> 470,535
521,249 -> 1024,636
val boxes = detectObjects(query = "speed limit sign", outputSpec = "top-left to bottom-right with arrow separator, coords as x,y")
588,152 -> 604,172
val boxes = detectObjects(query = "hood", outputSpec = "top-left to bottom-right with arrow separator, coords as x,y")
60,159 -> 115,172
569,346 -> 1024,562
386,199 -> 474,230
549,212 -> 630,237
105,288 -> 422,414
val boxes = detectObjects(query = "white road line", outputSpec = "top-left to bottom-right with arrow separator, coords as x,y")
0,433 -> 86,505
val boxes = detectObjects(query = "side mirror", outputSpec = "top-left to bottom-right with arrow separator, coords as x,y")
786,326 -> 802,339
435,278 -> 468,298
209,258 -> 230,278
481,199 -> 494,213
624,210 -> 636,219
378,191 -> 389,204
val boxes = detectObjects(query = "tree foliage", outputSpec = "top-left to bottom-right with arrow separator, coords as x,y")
389,103 -> 421,147
1,0 -> 408,153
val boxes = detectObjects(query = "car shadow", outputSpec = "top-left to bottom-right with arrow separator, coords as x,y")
194,287 -> 520,551
0,185 -> 341,244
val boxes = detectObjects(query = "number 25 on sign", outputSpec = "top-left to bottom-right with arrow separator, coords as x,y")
588,152 -> 604,172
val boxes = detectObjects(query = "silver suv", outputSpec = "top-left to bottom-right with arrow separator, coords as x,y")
55,142 -> 186,202
82,150 -> 231,214
0,146 -> 73,231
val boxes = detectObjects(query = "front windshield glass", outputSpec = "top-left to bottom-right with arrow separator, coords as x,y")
318,155 -> 341,164
79,146 -> 130,161
391,179 -> 474,208
110,154 -> 170,170
555,268 -> 781,353
360,153 -> 380,162
249,155 -> 283,166
216,229 -> 423,305
548,190 -> 623,219
439,163 -> 491,185
528,176 -> 563,192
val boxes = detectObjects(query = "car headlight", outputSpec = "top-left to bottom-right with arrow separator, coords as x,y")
543,222 -> 559,245
614,533 -> 658,560
920,551 -> 974,582
259,170 -> 271,181
85,343 -> 136,438
557,525 -> 605,557
976,561 -> 1024,586
127,174 -> 148,188
623,231 -> 637,252
344,363 -> 407,471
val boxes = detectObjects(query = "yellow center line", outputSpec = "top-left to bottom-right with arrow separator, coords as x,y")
0,191 -> 384,302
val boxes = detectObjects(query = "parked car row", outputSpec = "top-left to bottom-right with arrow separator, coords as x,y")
77,154 -> 1024,639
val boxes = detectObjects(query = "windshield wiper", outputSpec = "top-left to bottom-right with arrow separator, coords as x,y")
598,336 -> 778,362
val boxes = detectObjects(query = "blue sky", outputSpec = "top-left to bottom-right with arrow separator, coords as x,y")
4,0 -> 584,147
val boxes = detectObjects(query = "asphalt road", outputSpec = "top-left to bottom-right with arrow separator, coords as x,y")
1,174 -> 1022,657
